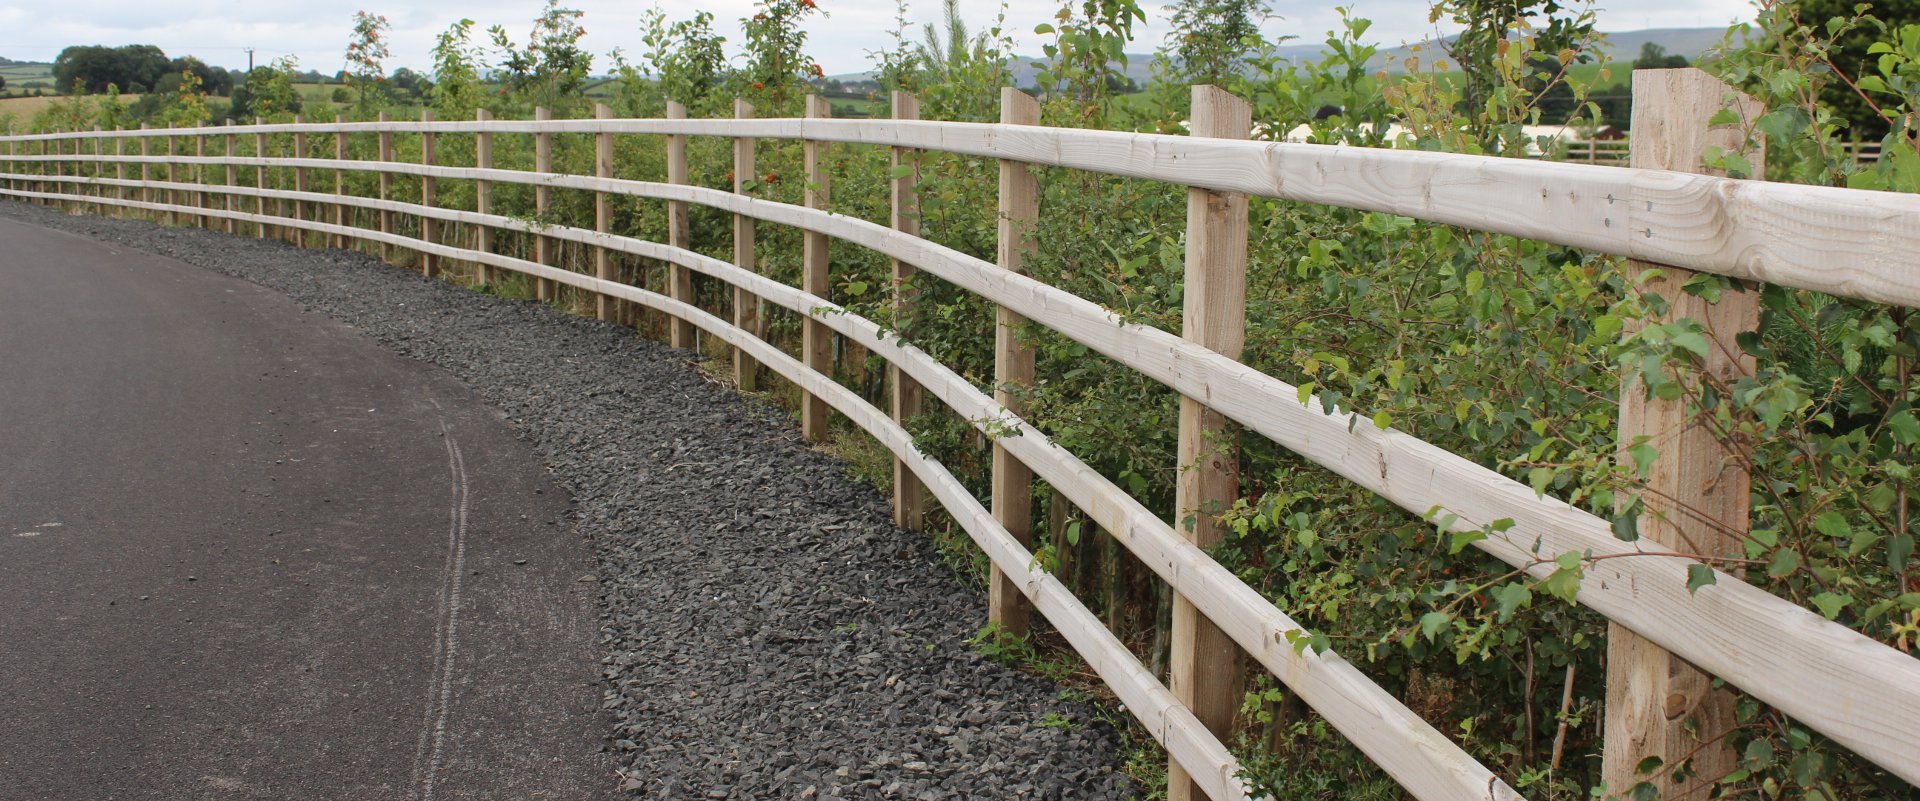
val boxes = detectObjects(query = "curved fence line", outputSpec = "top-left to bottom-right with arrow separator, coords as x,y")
8,157 -> 1917,785
4,86 -> 1917,794
8,118 -> 1920,308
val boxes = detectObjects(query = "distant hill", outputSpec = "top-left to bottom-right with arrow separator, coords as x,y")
831,26 -> 1733,85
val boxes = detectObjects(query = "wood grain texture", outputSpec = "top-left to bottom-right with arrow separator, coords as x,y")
221,123 -> 236,233
1603,68 -> 1763,799
376,112 -> 392,257
1168,84 -> 1250,801
255,122 -> 269,239
474,108 -> 493,286
889,90 -> 927,532
667,100 -> 694,347
801,95 -> 832,443
20,155 -> 1919,784
292,117 -> 308,241
332,115 -> 347,249
991,88 -> 1041,638
420,110 -> 439,277
19,116 -> 1918,308
533,106 -> 554,302
192,131 -> 207,228
733,99 -> 761,391
595,103 -> 616,321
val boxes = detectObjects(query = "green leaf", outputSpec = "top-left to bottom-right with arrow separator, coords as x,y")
1540,564 -> 1583,605
1889,410 -> 1920,445
1809,592 -> 1852,619
1065,520 -> 1081,547
1628,441 -> 1660,478
1707,108 -> 1742,126
1372,410 -> 1392,430
1812,511 -> 1852,539
1448,529 -> 1487,555
1635,755 -> 1665,775
1032,22 -> 1055,34
1669,329 -> 1711,359
1418,611 -> 1451,641
1491,582 -> 1532,622
1766,548 -> 1802,578
1296,382 -> 1315,406
1686,563 -> 1717,594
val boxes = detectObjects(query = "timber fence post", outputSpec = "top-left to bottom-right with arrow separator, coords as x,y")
534,105 -> 554,302
989,87 -> 1041,637
732,99 -> 760,390
1602,66 -> 1764,801
255,118 -> 270,239
90,126 -> 100,207
594,102 -> 616,321
890,90 -> 927,532
164,124 -> 178,225
1168,84 -> 1252,801
377,111 -> 393,260
475,108 -> 493,286
138,124 -> 150,214
668,100 -> 695,348
113,129 -> 125,214
421,109 -> 438,277
333,114 -> 347,250
801,93 -> 833,443
193,126 -> 208,228
293,115 -> 308,246
223,120 -> 236,234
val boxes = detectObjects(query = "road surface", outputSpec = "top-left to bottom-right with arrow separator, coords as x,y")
0,217 -> 615,800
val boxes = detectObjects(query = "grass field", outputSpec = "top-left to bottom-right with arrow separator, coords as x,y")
0,62 -> 55,90
0,93 -> 141,121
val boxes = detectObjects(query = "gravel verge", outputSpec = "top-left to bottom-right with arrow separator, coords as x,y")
1,201 -> 1139,801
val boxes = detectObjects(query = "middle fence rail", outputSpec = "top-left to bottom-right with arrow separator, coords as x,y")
3,74 -> 1917,801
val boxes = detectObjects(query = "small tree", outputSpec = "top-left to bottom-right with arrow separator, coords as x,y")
491,0 -> 594,113
345,11 -> 392,115
640,8 -> 729,113
1162,0 -> 1272,85
231,56 -> 303,121
429,18 -> 488,118
736,0 -> 826,112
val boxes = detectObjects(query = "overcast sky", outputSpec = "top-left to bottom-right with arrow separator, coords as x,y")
0,0 -> 1759,77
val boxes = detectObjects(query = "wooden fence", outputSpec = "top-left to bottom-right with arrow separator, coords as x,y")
2,68 -> 1916,800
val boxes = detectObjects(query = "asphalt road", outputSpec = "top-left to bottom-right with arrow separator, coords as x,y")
0,217 -> 615,800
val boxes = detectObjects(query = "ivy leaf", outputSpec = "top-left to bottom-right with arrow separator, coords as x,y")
1686,563 -> 1717,594
1372,410 -> 1392,430
1809,592 -> 1852,620
1064,520 -> 1081,547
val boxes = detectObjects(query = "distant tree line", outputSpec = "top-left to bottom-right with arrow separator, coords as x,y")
52,44 -> 236,97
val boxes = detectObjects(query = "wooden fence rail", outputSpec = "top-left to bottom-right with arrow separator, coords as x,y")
3,69 -> 1916,799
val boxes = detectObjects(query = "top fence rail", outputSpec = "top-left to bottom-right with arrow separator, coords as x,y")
6,117 -> 1920,309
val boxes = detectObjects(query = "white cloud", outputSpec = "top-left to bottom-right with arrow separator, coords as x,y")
0,0 -> 1758,77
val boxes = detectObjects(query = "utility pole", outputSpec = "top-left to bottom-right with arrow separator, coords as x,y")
246,48 -> 255,74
